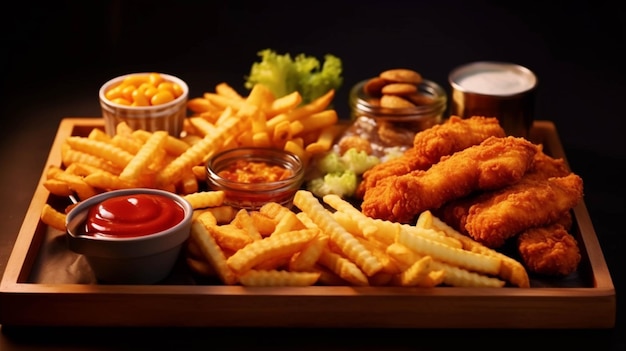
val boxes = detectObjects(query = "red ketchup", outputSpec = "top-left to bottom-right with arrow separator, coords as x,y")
83,194 -> 184,238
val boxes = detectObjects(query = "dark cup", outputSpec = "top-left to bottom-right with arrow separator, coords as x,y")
449,62 -> 537,138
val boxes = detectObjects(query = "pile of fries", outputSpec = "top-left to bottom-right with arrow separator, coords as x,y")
186,189 -> 530,288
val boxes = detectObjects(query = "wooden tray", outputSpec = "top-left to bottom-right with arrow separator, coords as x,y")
0,118 -> 616,328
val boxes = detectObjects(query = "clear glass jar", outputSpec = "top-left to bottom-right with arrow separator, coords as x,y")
348,78 -> 447,155
205,147 -> 304,210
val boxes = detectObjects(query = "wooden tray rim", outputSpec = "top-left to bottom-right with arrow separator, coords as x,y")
0,118 -> 616,329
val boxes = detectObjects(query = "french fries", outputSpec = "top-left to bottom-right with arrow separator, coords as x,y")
185,190 -> 529,288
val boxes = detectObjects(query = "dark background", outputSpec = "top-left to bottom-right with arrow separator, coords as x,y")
1,1 -> 625,350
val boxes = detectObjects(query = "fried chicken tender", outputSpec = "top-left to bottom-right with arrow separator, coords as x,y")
361,136 -> 538,223
357,116 -> 506,198
438,150 -> 583,248
516,223 -> 581,276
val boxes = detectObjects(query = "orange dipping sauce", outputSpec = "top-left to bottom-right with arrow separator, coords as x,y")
82,194 -> 185,238
217,160 -> 294,183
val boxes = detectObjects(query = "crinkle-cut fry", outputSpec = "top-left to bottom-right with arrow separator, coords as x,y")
397,228 -> 501,276
238,270 -> 320,287
294,190 -> 383,277
203,92 -> 245,112
65,136 -> 134,168
305,124 -> 344,154
266,90 -> 302,118
215,82 -> 244,100
50,170 -> 98,200
289,233 -> 329,272
427,212 -> 529,288
188,117 -> 217,137
318,247 -> 369,286
191,165 -> 206,182
209,223 -> 254,252
115,121 -> 135,136
231,209 -> 263,241
41,204 -> 67,231
355,236 -> 402,275
322,194 -> 396,244
271,210 -> 306,235
295,211 -> 318,230
119,130 -> 168,182
299,109 -> 338,133
64,163 -> 104,177
61,146 -> 121,175
83,170 -> 136,191
156,115 -> 250,187
164,135 -> 192,156
252,255 -> 291,271
202,205 -> 236,224
191,216 -> 238,285
393,255 -> 437,287
313,264 -> 350,286
259,202 -> 290,222
88,128 -> 112,142
401,225 -> 463,249
386,243 -> 505,288
332,211 -> 364,238
43,179 -> 73,197
183,191 -> 225,210
111,134 -> 143,154
249,211 -> 276,237
226,228 -> 318,274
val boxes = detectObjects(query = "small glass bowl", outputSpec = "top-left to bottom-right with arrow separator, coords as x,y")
349,78 -> 447,150
206,147 -> 305,210
99,72 -> 189,137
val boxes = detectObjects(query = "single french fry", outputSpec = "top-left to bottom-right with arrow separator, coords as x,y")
226,228 -> 318,274
42,179 -> 73,197
271,210 -> 307,235
238,269 -> 320,287
40,204 -> 67,231
61,147 -> 122,175
119,130 -> 168,182
210,223 -> 254,252
231,209 -> 263,241
65,136 -> 134,168
191,215 -> 238,285
252,131 -> 272,147
396,228 -> 501,276
203,92 -> 246,112
289,233 -> 329,272
183,191 -> 225,210
115,121 -> 135,136
284,139 -> 308,165
51,170 -> 99,200
178,168 -> 199,195
245,83 -> 274,112
215,82 -> 244,100
187,97 -> 215,113
318,247 -> 369,286
271,119 -> 292,149
188,117 -> 217,137
294,190 -> 383,277
299,109 -> 338,133
88,128 -> 112,142
249,211 -> 276,237
266,90 -> 302,118
83,170 -> 135,191
305,124 -> 344,154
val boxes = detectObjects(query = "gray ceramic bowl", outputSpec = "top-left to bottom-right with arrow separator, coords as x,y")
65,188 -> 193,284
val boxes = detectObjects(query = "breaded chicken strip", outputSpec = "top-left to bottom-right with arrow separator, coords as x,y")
516,223 -> 581,276
361,136 -> 538,223
438,149 -> 583,248
356,116 -> 505,198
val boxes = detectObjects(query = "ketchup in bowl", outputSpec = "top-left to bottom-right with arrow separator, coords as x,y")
83,193 -> 185,238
